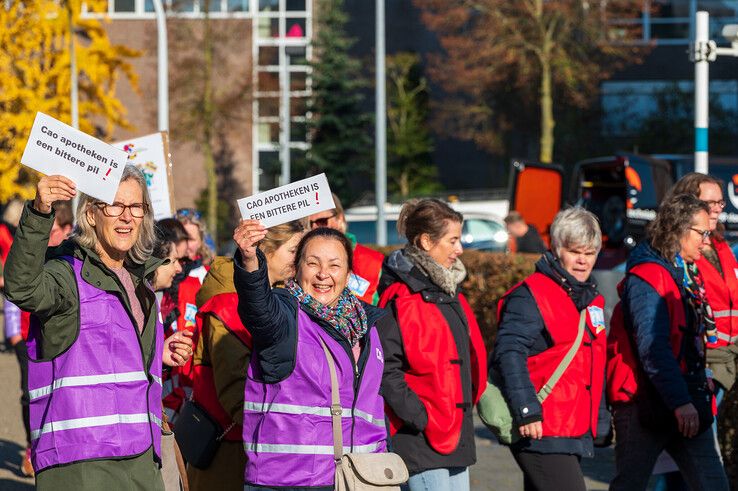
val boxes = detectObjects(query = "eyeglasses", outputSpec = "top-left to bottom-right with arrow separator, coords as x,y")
309,211 -> 337,228
96,202 -> 148,218
702,199 -> 726,210
690,227 -> 712,241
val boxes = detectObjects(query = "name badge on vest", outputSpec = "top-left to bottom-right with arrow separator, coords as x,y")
184,303 -> 198,328
587,306 -> 606,335
348,273 -> 371,297
734,268 -> 738,279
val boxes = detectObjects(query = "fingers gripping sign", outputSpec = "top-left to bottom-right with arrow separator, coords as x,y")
234,219 -> 267,272
34,175 -> 77,214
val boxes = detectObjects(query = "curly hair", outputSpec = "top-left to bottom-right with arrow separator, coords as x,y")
647,193 -> 710,261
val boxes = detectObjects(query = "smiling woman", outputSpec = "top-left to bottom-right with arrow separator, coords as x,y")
232,220 -> 393,490
3,165 -> 192,491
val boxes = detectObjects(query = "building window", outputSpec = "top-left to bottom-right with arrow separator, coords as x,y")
286,0 -> 305,11
113,0 -> 135,11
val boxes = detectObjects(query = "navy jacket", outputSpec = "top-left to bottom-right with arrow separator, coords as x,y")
492,252 -> 610,456
621,242 -> 701,411
232,249 -> 387,383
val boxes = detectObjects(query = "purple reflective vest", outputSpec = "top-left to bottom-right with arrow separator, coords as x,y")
243,309 -> 387,487
26,256 -> 163,473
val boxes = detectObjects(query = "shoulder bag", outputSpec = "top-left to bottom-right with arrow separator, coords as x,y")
478,309 -> 587,444
317,337 -> 409,491
174,396 -> 236,469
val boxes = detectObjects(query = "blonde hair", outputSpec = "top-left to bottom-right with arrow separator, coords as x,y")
175,208 -> 215,265
259,219 -> 306,256
71,165 -> 155,265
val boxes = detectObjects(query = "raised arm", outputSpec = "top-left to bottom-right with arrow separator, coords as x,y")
4,176 -> 77,319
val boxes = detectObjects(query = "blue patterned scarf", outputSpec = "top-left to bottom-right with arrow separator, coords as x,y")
285,279 -> 369,347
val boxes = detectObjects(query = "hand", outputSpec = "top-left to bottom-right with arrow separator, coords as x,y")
233,219 -> 267,272
518,421 -> 543,440
34,175 -> 76,214
674,402 -> 700,438
162,330 -> 194,367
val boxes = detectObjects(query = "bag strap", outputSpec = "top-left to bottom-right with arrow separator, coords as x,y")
318,336 -> 343,463
536,309 -> 587,402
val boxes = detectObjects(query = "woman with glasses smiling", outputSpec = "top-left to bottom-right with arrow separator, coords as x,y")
667,173 -> 738,462
3,166 -> 193,490
610,193 -> 728,491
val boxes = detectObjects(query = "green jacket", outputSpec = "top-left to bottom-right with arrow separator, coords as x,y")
4,202 -> 163,364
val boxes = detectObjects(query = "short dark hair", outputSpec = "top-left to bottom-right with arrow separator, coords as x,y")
153,218 -> 188,259
397,198 -> 463,248
648,193 -> 710,261
504,211 -> 524,225
294,227 -> 353,272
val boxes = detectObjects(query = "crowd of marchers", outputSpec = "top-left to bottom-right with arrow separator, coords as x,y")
0,167 -> 736,491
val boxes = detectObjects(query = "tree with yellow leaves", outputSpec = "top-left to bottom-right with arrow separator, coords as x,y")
0,1 -> 139,202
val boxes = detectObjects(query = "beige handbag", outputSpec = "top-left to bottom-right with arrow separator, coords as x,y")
318,337 -> 409,490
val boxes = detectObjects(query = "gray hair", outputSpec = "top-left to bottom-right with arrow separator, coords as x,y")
71,165 -> 155,265
550,207 -> 602,255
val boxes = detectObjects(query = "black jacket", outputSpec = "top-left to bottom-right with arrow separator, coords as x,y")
376,250 -> 477,474
492,252 -> 610,457
232,249 -> 386,383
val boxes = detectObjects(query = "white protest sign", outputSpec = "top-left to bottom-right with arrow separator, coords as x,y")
237,173 -> 336,228
20,112 -> 128,204
113,132 -> 175,220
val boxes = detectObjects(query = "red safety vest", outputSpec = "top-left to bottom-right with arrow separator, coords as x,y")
501,273 -> 607,438
379,282 -> 487,455
606,262 -> 686,404
696,239 -> 738,348
192,292 -> 252,442
351,244 -> 384,305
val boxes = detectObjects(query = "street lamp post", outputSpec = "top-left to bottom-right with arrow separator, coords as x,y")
375,0 -> 387,246
152,0 -> 169,132
690,11 -> 738,174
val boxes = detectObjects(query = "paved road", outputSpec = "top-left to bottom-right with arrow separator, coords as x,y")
0,349 -> 617,490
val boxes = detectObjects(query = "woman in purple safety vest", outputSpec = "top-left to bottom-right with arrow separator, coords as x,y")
4,167 -> 193,491
233,221 -> 391,490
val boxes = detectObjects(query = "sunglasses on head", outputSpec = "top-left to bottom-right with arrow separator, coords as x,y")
309,211 -> 337,228
176,208 -> 202,220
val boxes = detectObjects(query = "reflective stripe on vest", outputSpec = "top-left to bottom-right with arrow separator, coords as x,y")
243,441 -> 382,455
717,331 -> 738,343
243,401 -> 385,428
712,309 -> 738,319
29,371 -> 151,401
31,412 -> 162,441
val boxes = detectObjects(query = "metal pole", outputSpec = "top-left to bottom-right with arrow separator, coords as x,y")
152,0 -> 169,132
280,50 -> 291,185
695,11 -> 709,174
375,0 -> 387,246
